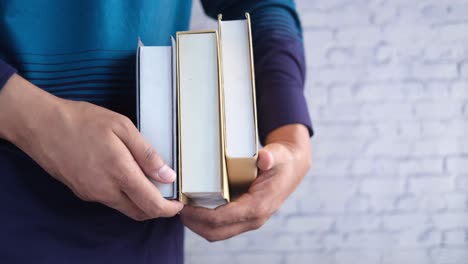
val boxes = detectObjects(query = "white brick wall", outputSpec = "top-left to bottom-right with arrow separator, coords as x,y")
186,0 -> 468,263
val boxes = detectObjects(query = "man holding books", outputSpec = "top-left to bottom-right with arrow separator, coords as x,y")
0,0 -> 312,263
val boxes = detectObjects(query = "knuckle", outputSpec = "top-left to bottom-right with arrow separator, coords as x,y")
113,114 -> 134,135
115,163 -> 138,190
143,146 -> 162,167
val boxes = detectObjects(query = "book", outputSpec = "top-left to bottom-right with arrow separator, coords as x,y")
218,14 -> 258,193
136,13 -> 258,208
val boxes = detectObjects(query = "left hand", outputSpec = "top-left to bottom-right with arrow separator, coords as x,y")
180,124 -> 312,242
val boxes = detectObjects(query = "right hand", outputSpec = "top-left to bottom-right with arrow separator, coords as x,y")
0,74 -> 183,221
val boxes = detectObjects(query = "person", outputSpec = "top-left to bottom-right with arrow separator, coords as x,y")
0,0 -> 313,263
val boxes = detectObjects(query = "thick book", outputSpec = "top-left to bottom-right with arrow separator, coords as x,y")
136,13 -> 258,208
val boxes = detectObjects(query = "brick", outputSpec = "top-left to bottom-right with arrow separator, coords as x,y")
422,81 -> 452,100
312,139 -> 367,159
285,216 -> 334,233
397,194 -> 447,212
411,138 -> 459,157
414,100 -> 463,119
383,24 -> 435,46
409,176 -> 454,194
421,119 -> 468,138
437,23 -> 468,43
327,47 -> 357,66
343,233 -> 396,249
447,157 -> 468,173
336,214 -> 380,232
319,103 -> 362,122
432,213 -> 468,229
444,193 -> 468,210
297,235 -> 323,250
336,27 -> 382,46
411,63 -> 458,80
366,64 -> 411,81
430,248 -> 468,264
361,103 -> 413,121
249,234 -> 297,251
396,195 -> 420,212
237,253 -> 283,264
397,228 -> 442,247
346,195 -> 372,212
419,194 -> 447,212
311,158 -> 352,176
258,214 -> 283,233
381,249 -> 430,264
186,254 -> 236,264
456,175 -> 468,192
314,123 -> 376,140
360,177 -> 405,195
315,67 -> 364,83
308,179 -> 359,213
286,252 -> 334,264
371,5 -> 398,25
223,234 -> 251,251
301,6 -> 369,28
278,195 -> 300,215
306,82 -> 328,107
323,234 -> 345,249
420,4 -> 450,22
461,61 -> 468,78
424,44 -> 468,62
398,159 -> 444,176
450,81 -> 468,97
382,214 -> 429,231
355,82 -> 424,101
369,194 -> 401,212
334,250 -> 381,264
443,229 -> 468,246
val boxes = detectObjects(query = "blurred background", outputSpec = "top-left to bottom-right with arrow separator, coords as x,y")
187,0 -> 468,263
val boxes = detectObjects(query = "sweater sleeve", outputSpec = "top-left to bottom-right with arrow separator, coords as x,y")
201,0 -> 313,144
0,59 -> 17,90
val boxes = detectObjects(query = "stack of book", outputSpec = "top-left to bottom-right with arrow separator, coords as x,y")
136,14 -> 258,208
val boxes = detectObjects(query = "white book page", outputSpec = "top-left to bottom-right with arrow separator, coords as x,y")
178,33 -> 222,194
220,20 -> 256,157
139,46 -> 175,198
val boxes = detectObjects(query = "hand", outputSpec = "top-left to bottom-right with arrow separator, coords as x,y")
0,74 -> 183,221
180,124 -> 311,241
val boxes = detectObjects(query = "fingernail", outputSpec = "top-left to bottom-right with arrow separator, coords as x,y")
156,165 -> 176,182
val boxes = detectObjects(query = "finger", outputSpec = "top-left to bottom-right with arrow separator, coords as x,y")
124,178 -> 184,218
182,214 -> 261,242
122,163 -> 184,218
181,193 -> 258,226
107,192 -> 149,221
112,137 -> 184,218
114,118 -> 176,184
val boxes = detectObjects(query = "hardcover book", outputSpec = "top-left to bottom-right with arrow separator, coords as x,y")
136,13 -> 258,208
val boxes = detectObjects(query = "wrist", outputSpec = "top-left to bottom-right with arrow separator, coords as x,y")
0,74 -> 62,148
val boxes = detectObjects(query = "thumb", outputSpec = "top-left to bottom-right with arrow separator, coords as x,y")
257,144 -> 276,171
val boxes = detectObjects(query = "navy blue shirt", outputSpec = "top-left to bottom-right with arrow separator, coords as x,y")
0,0 -> 312,263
